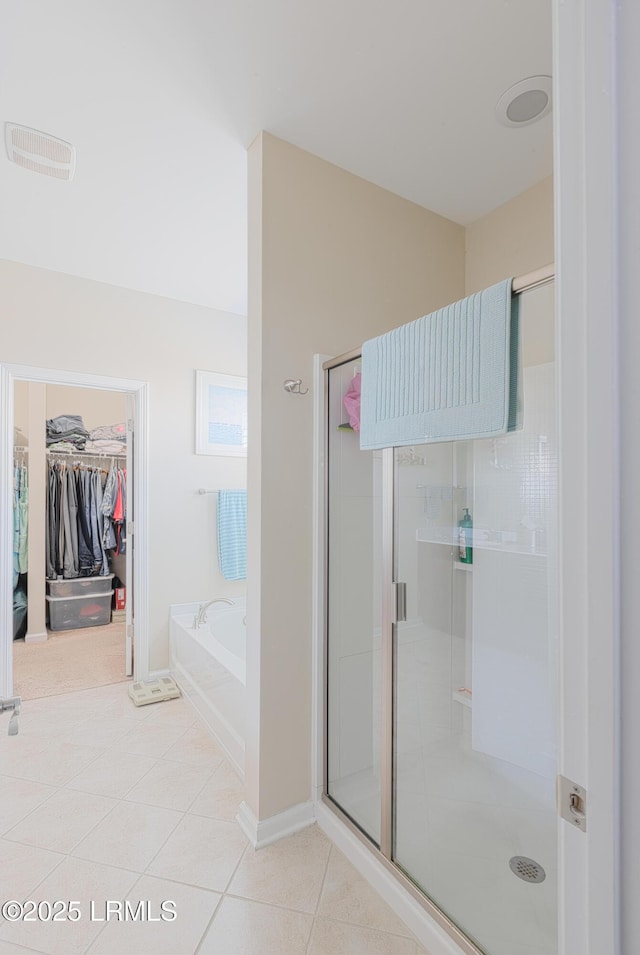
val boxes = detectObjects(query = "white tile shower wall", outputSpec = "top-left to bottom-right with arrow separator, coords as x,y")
472,362 -> 557,779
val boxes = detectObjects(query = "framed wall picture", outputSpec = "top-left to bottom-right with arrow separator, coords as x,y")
195,370 -> 247,456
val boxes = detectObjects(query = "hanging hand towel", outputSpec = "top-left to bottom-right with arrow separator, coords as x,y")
217,489 -> 247,581
360,278 -> 520,449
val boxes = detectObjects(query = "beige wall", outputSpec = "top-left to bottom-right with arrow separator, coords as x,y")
14,382 -> 126,435
465,176 -> 554,294
247,132 -> 465,819
2,259 -> 247,671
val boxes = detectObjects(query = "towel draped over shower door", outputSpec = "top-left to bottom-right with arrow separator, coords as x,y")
359,278 -> 521,449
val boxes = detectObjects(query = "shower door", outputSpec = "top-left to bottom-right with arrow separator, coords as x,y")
393,281 -> 558,955
324,281 -> 558,955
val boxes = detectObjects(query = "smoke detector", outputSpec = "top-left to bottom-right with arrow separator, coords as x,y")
495,76 -> 552,127
4,123 -> 76,181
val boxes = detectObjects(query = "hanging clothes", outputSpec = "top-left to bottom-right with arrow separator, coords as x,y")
46,461 -> 61,578
101,466 -> 118,550
63,465 -> 79,578
13,458 -> 28,640
102,465 -> 127,557
13,462 -> 28,588
46,459 -> 119,579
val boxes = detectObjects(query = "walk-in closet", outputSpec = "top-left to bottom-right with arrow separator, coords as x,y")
12,381 -> 131,700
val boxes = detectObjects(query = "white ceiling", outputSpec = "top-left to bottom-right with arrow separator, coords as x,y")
0,0 -> 552,315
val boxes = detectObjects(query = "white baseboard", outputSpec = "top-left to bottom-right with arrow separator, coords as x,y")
25,631 -> 47,644
315,801 -> 468,955
146,668 -> 171,681
236,800 -> 316,849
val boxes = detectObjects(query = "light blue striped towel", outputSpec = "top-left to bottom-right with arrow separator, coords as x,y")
360,278 -> 520,449
217,490 -> 247,581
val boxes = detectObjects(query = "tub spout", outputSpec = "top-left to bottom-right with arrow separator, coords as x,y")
193,598 -> 234,628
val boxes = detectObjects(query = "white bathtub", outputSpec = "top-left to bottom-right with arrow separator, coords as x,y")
169,597 -> 246,777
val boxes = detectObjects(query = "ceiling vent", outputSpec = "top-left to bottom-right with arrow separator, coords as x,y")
495,76 -> 552,127
4,123 -> 76,181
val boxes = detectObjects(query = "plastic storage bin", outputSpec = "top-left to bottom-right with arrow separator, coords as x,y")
46,574 -> 114,598
46,591 -> 114,631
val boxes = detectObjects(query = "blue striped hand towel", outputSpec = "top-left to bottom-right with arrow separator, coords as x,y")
217,490 -> 247,581
360,278 -> 520,449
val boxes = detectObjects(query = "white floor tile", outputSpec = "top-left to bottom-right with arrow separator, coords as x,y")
82,684 -> 155,722
0,737 -> 104,787
63,716 -> 143,748
317,848 -> 413,937
198,896 -> 313,955
307,918 -> 416,955
72,801 -> 182,872
161,725 -> 223,769
147,814 -> 247,892
188,760 -> 244,822
117,721 -> 189,758
140,698 -> 197,730
0,856 -> 138,955
228,825 -> 331,914
66,750 -> 158,799
0,941 -> 50,954
124,758 -> 212,812
85,874 -> 220,955
0,776 -> 57,836
0,840 -> 64,900
3,789 -> 117,855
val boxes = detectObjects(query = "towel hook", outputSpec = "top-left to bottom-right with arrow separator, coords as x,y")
283,378 -> 309,396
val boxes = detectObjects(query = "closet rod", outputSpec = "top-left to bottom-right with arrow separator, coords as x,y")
323,262 -> 556,372
46,450 -> 126,459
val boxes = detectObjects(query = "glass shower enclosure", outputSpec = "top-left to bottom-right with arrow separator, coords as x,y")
324,281 -> 557,955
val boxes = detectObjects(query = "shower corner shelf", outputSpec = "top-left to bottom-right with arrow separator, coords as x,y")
452,688 -> 473,709
337,423 -> 354,431
454,561 -> 473,572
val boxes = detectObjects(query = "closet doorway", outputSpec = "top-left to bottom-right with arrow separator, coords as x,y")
0,364 -> 149,701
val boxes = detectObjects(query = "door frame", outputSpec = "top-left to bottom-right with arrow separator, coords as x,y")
0,362 -> 150,698
553,0 -> 619,952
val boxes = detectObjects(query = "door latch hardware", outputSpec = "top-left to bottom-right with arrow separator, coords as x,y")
558,775 -> 587,832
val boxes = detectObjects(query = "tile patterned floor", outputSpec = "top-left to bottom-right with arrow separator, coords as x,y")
0,682 -> 430,954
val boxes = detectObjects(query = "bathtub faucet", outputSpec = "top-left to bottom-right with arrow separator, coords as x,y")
193,598 -> 234,628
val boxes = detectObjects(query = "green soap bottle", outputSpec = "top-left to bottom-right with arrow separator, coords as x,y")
458,508 -> 473,564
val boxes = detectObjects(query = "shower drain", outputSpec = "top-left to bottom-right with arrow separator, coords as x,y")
509,856 -> 546,884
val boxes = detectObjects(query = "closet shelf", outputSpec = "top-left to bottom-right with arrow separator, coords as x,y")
46,448 -> 126,459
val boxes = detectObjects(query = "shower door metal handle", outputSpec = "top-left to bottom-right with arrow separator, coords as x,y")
394,582 -> 407,623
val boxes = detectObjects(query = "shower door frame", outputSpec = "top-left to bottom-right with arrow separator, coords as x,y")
316,264 -> 607,955
319,349 -> 491,955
